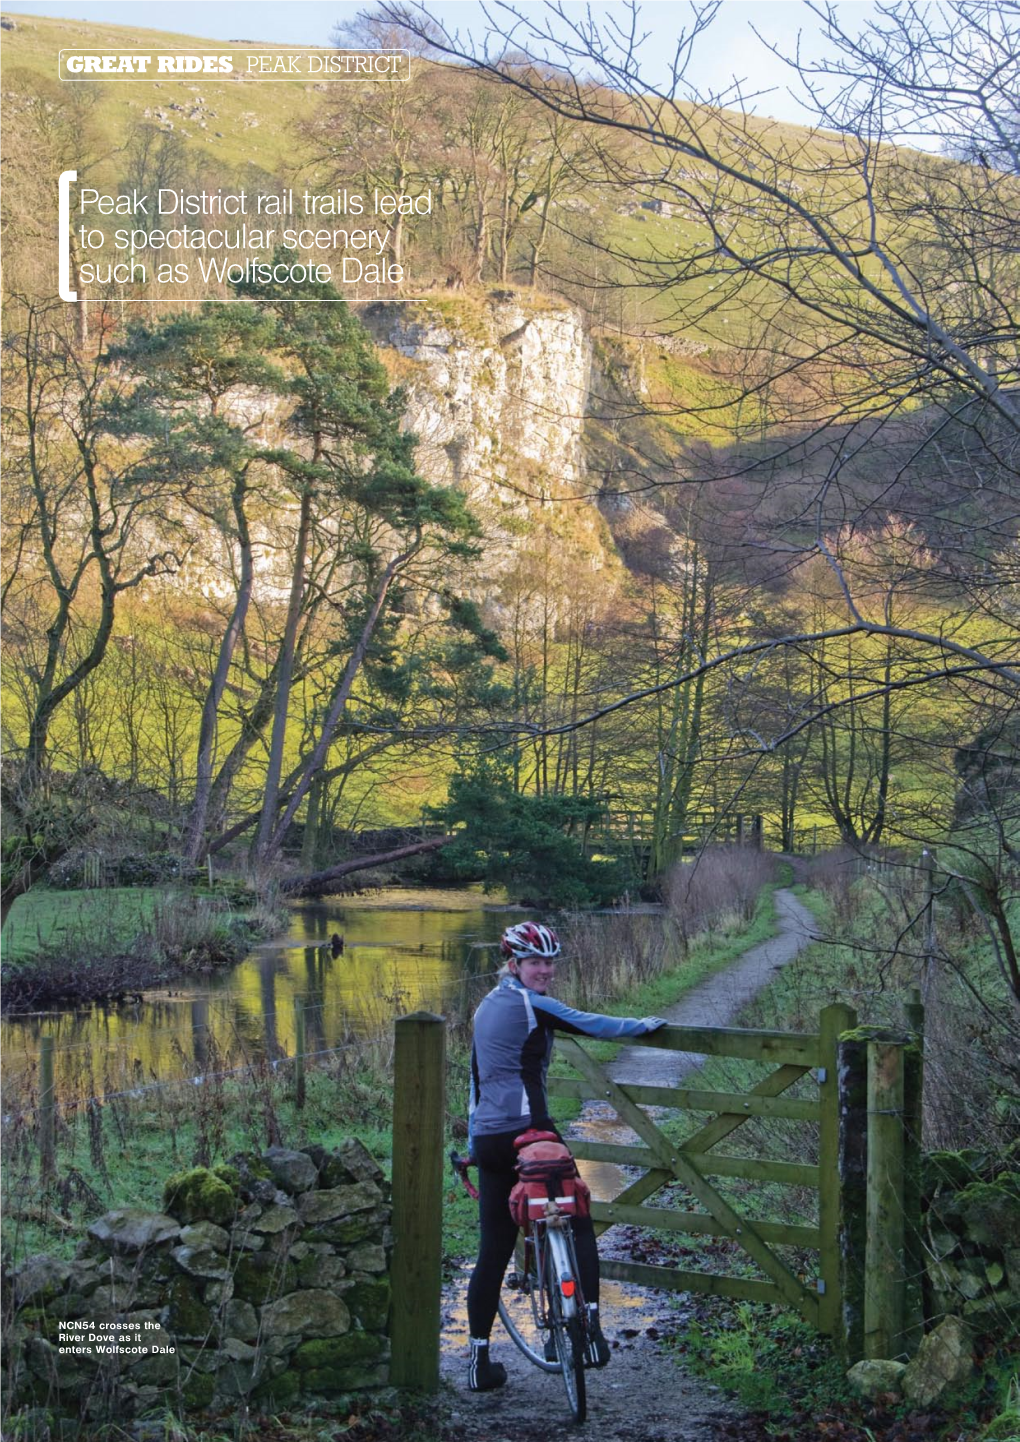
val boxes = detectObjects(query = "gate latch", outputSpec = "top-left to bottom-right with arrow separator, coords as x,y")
813,1067 -> 827,1084
816,1278 -> 826,1294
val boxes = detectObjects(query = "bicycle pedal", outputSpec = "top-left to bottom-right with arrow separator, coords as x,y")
506,1271 -> 523,1291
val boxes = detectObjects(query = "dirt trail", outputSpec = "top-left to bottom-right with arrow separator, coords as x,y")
440,887 -> 817,1439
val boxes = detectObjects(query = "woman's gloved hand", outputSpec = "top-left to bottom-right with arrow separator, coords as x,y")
640,1016 -> 668,1032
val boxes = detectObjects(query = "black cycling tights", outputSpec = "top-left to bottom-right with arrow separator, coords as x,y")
466,1127 -> 600,1341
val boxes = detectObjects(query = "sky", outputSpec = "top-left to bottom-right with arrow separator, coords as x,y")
3,0 -> 880,128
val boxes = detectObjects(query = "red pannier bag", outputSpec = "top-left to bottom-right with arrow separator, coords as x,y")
508,1129 -> 591,1228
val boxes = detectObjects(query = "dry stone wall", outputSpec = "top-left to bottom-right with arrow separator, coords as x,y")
3,1140 -> 392,1423
921,1148 -> 1020,1325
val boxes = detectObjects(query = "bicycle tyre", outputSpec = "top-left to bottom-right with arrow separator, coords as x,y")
497,1237 -> 560,1374
546,1231 -> 586,1422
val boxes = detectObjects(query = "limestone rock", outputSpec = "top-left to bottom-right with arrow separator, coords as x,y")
163,1274 -> 213,1341
346,1243 -> 386,1274
260,1289 -> 350,1339
223,1336 -> 258,1362
263,1147 -> 318,1195
162,1166 -> 238,1226
171,1244 -> 230,1281
126,1330 -> 179,1387
902,1316 -> 973,1406
297,1182 -> 382,1226
203,1276 -> 234,1307
179,1221 -> 229,1252
251,1204 -> 300,1235
335,1138 -> 385,1185
26,1334 -> 91,1388
847,1359 -> 906,1400
88,1210 -> 180,1256
221,1298 -> 259,1342
295,1250 -> 346,1288
92,1279 -> 163,1312
345,1275 -> 390,1331
13,1255 -> 72,1306
949,1176 -> 1020,1248
230,1252 -> 297,1306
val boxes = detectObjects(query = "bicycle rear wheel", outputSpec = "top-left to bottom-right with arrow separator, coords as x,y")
545,1230 -> 586,1423
498,1237 -> 560,1373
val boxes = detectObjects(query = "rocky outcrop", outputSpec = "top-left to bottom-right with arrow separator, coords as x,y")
3,1140 -> 392,1423
374,291 -> 592,501
365,291 -> 620,599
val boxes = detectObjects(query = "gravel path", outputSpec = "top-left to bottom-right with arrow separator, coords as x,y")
441,887 -> 818,1439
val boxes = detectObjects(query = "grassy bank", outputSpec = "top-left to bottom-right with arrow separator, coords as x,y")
0,883 -> 285,1011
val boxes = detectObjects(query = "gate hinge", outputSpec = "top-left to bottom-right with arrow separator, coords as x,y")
813,1067 -> 827,1084
816,1278 -> 826,1294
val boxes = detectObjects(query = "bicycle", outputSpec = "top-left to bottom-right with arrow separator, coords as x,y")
451,1149 -> 592,1423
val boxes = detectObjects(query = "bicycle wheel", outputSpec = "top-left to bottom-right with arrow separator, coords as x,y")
498,1235 -> 560,1373
545,1228 -> 587,1423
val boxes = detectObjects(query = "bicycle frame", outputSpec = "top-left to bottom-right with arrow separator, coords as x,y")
452,1150 -> 591,1421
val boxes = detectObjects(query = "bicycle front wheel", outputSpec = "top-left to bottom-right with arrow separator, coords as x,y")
546,1230 -> 586,1423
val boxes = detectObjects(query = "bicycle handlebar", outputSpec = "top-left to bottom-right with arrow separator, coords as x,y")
450,1149 -> 479,1200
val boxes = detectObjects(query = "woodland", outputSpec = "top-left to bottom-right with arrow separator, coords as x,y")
1,2 -> 1017,936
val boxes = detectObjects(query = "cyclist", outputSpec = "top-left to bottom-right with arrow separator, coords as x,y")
466,920 -> 666,1392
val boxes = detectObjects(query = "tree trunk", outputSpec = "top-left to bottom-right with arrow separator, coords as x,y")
282,835 -> 452,897
267,547 -> 413,854
254,484 -> 313,859
182,477 -> 254,863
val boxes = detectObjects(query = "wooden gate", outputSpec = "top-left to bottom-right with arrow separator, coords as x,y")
546,1002 -> 922,1358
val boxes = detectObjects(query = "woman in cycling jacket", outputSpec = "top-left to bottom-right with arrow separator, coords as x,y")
466,920 -> 666,1392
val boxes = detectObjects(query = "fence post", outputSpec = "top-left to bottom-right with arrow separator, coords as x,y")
294,1000 -> 306,1109
819,1003 -> 857,1341
390,1012 -> 446,1391
902,990 -> 926,1347
39,1035 -> 56,1182
836,1027 -> 869,1361
865,1036 -> 907,1359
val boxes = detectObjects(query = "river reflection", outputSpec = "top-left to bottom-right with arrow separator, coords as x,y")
1,889 -> 534,1103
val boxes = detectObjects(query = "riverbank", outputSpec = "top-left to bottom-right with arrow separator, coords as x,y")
0,884 -> 285,1013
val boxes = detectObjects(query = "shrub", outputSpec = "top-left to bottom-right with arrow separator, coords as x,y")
664,846 -> 777,950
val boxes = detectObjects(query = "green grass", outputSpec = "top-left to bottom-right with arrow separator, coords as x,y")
2,886 -> 172,965
674,1299 -> 855,1418
2,1049 -> 396,1266
2,10 -> 322,179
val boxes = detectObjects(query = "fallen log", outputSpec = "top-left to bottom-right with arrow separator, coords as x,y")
281,834 -> 454,898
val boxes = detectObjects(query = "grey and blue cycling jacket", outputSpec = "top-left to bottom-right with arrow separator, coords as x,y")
468,975 -> 654,1150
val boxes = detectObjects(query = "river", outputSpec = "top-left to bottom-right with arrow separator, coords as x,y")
0,888 -> 537,1103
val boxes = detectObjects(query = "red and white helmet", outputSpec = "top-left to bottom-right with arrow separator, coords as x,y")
500,922 -> 561,961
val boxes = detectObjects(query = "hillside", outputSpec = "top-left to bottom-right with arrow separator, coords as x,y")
0,10 -> 321,175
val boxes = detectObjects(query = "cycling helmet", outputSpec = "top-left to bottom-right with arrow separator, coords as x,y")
500,922 -> 561,961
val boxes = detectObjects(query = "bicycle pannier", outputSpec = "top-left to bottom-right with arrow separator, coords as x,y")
508,1132 -> 591,1227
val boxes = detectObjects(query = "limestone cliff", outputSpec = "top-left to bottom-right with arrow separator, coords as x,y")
365,291 -> 620,585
